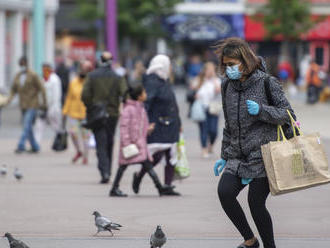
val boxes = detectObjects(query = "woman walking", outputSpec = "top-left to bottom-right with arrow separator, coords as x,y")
132,54 -> 181,196
214,37 -> 296,248
191,62 -> 221,158
109,84 -> 172,197
62,61 -> 92,164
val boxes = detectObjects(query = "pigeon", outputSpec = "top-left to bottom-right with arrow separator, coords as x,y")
14,168 -> 23,181
4,233 -> 30,248
92,211 -> 122,236
0,165 -> 7,176
150,225 -> 167,248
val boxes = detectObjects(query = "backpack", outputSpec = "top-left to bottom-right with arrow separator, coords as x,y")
222,76 -> 297,139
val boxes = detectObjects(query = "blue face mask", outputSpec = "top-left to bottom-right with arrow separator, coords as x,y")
226,64 -> 242,80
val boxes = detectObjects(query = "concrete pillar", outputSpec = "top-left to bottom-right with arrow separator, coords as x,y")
11,11 -> 23,81
45,14 -> 55,65
0,11 -> 5,91
33,0 -> 45,76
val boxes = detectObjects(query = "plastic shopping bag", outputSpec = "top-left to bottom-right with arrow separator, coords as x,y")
174,134 -> 190,181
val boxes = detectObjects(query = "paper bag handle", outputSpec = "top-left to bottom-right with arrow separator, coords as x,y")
277,125 -> 287,141
286,110 -> 303,137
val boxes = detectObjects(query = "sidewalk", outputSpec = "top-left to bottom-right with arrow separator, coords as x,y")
1,87 -> 330,248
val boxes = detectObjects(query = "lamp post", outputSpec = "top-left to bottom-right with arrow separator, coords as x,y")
106,0 -> 117,61
33,0 -> 45,76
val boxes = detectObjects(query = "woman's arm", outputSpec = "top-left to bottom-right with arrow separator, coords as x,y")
257,77 -> 295,125
220,81 -> 231,160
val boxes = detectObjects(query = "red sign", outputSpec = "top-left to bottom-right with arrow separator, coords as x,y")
69,40 -> 96,64
245,15 -> 330,41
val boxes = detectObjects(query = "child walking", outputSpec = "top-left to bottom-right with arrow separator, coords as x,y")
109,84 -> 172,197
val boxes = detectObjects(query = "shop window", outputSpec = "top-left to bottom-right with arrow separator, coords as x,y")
315,47 -> 324,66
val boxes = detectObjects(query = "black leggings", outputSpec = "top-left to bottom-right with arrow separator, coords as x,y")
218,173 -> 276,248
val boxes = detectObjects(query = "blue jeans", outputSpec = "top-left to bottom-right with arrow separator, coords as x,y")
198,112 -> 219,148
17,109 -> 40,151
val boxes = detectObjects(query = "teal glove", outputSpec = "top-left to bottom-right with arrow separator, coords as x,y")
246,100 -> 260,115
214,159 -> 227,176
241,178 -> 253,185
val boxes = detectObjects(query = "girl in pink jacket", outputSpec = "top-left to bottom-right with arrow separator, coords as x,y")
110,84 -> 173,197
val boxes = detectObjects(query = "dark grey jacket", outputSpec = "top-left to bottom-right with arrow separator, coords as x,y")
221,67 -> 296,178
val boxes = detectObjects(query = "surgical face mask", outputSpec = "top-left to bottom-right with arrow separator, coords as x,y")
226,64 -> 242,80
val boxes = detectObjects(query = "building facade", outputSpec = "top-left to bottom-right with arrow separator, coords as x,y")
0,0 -> 59,91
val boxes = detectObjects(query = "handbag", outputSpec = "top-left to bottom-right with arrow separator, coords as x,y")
122,144 -> 139,159
190,100 -> 206,122
208,100 -> 222,116
186,89 -> 196,104
261,110 -> 330,195
83,103 -> 109,129
52,132 -> 68,152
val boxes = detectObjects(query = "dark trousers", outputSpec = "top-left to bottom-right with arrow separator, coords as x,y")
137,148 -> 175,186
218,173 -> 276,248
93,117 -> 117,180
198,112 -> 219,148
112,160 -> 153,189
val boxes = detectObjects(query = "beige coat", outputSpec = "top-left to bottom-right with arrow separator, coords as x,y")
9,70 -> 47,110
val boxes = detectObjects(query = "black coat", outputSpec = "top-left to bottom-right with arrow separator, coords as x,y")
143,73 -> 181,144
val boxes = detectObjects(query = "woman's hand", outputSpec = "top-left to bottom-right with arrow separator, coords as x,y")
246,100 -> 260,115
214,159 -> 227,176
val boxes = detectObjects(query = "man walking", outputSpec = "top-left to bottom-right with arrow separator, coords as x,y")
82,52 -> 127,183
6,56 -> 47,153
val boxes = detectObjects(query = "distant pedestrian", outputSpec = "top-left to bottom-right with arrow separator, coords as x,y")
81,52 -> 127,184
34,63 -> 62,145
132,54 -> 181,196
306,60 -> 322,104
62,60 -> 93,165
190,62 -> 221,158
109,84 -> 173,197
214,37 -> 297,248
129,60 -> 145,84
6,56 -> 47,153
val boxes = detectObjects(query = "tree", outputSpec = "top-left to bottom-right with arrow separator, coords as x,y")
75,0 -> 180,43
256,0 -> 319,60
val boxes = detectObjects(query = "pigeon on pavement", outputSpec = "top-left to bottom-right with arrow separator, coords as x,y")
14,168 -> 23,181
0,165 -> 7,176
150,225 -> 167,248
4,233 -> 30,248
92,211 -> 122,236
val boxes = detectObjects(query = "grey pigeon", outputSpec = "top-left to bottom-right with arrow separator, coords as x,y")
14,168 -> 23,181
0,165 -> 7,176
4,233 -> 30,248
150,225 -> 166,248
92,211 -> 122,236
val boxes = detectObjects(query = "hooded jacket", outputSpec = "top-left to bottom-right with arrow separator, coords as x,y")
221,59 -> 296,178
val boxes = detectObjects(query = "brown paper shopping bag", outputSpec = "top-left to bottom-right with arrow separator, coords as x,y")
261,110 -> 330,195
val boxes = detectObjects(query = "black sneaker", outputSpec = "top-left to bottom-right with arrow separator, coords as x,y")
14,149 -> 25,154
237,239 -> 260,248
109,188 -> 128,197
27,148 -> 39,154
100,178 -> 110,184
160,185 -> 181,196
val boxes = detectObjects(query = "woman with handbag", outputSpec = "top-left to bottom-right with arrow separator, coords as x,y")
213,37 -> 297,248
132,54 -> 182,196
191,62 -> 221,158
109,84 -> 173,197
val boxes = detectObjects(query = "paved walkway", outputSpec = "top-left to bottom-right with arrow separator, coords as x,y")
1,87 -> 330,247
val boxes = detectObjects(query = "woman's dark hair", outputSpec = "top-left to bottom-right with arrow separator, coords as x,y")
214,37 -> 261,76
123,83 -> 145,103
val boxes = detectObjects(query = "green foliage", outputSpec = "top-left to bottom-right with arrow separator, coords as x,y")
257,0 -> 317,40
75,0 -> 104,21
117,0 -> 180,40
75,0 -> 180,40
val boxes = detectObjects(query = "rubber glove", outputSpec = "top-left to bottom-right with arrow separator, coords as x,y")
241,178 -> 253,185
246,100 -> 260,115
214,159 -> 227,176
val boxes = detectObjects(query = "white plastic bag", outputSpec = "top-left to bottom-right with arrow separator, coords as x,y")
174,134 -> 190,181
